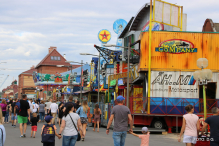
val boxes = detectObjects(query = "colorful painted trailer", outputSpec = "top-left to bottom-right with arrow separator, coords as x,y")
129,31 -> 219,132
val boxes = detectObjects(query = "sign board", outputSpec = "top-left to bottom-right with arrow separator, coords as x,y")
98,29 -> 111,44
110,80 -> 117,87
155,39 -> 197,54
118,78 -> 124,86
150,71 -> 198,98
83,87 -> 90,91
154,0 -> 182,28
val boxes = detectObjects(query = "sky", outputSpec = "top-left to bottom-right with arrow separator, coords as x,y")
0,0 -> 219,91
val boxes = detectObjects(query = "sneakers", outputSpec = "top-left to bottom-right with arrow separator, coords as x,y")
20,135 -> 24,138
23,134 -> 26,137
13,125 -> 16,128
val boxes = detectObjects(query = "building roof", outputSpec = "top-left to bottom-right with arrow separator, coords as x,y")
20,68 -> 37,75
129,3 -> 150,31
35,48 -> 71,68
202,18 -> 219,32
118,17 -> 135,39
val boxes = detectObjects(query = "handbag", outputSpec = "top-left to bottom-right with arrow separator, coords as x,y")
69,114 -> 81,141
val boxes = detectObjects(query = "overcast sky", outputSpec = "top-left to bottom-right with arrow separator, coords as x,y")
0,0 -> 218,91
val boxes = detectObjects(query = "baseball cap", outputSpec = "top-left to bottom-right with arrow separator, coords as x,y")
142,127 -> 148,132
117,95 -> 125,101
45,115 -> 53,123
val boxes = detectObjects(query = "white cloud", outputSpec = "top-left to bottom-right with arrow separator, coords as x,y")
0,0 -> 219,90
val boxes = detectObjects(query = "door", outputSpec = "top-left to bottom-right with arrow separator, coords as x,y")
199,83 -> 217,113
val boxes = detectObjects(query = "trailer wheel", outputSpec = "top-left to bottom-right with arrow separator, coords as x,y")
153,120 -> 164,129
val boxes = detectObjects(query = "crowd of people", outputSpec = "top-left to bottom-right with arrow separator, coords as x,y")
0,94 -> 219,146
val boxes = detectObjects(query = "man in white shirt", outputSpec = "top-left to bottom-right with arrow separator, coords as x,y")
49,100 -> 58,124
45,98 -> 52,115
32,101 -> 39,113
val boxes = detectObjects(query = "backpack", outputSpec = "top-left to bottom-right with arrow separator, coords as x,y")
15,101 -> 21,113
41,124 -> 55,143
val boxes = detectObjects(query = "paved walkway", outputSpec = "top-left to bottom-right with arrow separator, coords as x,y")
4,122 -> 184,146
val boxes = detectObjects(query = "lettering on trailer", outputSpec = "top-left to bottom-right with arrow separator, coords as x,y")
152,72 -> 196,86
155,39 -> 198,54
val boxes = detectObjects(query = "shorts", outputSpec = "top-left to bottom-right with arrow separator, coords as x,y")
94,115 -> 100,122
11,114 -> 17,120
80,117 -> 88,124
183,135 -> 197,144
2,111 -> 6,117
31,126 -> 37,132
17,115 -> 28,124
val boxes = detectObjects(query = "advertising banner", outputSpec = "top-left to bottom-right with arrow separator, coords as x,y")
150,71 -> 198,98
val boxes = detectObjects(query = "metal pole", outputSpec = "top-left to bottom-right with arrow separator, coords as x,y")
127,43 -> 130,108
71,65 -> 72,74
203,85 -> 207,120
98,53 -> 100,104
147,0 -> 153,114
80,60 -> 83,103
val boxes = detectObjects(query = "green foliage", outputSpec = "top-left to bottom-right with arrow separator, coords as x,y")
44,74 -> 51,81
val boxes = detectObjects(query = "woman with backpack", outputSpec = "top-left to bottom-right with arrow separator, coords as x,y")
76,100 -> 90,141
59,103 -> 84,146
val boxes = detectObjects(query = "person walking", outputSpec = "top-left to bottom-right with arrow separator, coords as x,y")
75,101 -> 81,111
45,98 -> 52,116
49,100 -> 58,124
130,127 -> 150,146
9,98 -> 13,123
178,104 -> 200,146
39,101 -> 46,122
76,100 -> 90,141
16,94 -> 30,138
4,102 -> 10,124
0,108 -> 6,146
63,96 -> 76,112
106,95 -> 133,146
11,98 -> 18,127
30,113 -> 39,138
0,100 -> 7,124
58,102 -> 64,127
93,104 -> 102,132
201,107 -> 219,146
59,103 -> 84,146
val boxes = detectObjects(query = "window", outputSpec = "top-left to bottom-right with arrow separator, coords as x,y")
50,56 -> 61,61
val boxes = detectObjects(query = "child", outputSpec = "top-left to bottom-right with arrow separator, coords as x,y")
130,127 -> 150,146
30,113 -> 39,138
41,115 -> 61,146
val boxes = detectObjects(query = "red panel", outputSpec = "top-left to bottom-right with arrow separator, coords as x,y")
133,115 -> 153,125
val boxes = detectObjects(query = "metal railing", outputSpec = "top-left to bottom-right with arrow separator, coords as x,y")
129,97 -> 218,116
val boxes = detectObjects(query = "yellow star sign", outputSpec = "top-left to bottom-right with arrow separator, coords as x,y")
98,29 -> 111,43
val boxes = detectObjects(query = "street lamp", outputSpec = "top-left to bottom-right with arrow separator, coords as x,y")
102,43 -> 131,108
193,58 -> 212,122
66,60 -> 84,103
80,53 -> 100,104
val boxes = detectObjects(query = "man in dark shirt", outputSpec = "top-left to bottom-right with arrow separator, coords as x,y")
63,96 -> 76,112
106,95 -> 133,146
16,94 -> 30,138
202,107 -> 219,146
11,98 -> 18,127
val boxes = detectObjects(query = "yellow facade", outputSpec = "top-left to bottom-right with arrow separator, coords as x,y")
140,31 -> 219,72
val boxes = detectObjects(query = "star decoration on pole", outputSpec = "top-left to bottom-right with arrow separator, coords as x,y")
100,31 -> 110,40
